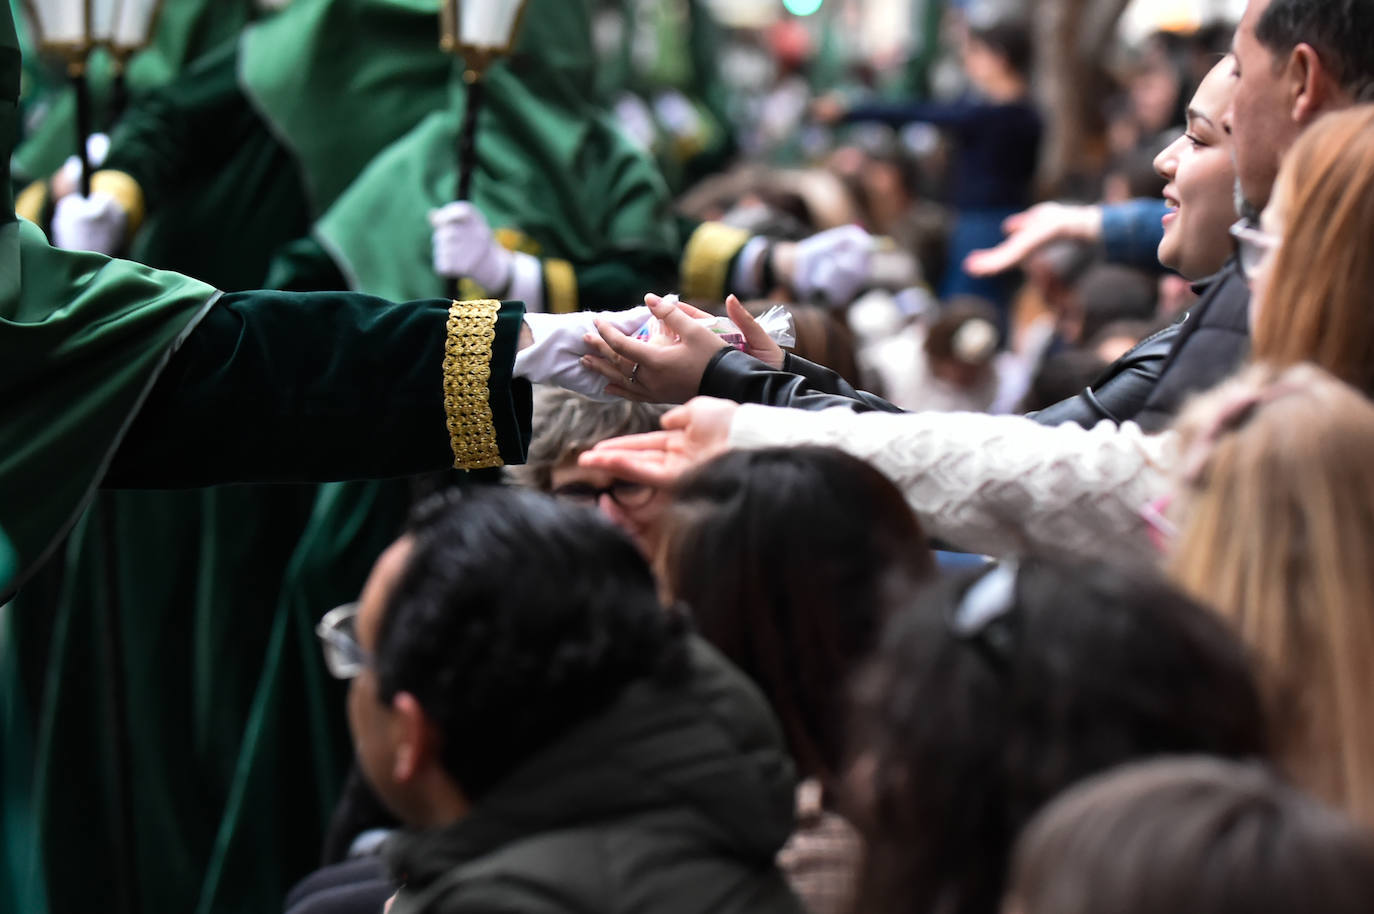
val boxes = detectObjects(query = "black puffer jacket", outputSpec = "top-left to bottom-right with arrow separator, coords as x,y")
386,639 -> 805,914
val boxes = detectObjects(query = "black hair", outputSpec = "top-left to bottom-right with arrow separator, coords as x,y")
848,557 -> 1270,914
660,447 -> 935,782
1019,349 -> 1109,413
373,487 -> 688,799
967,20 -> 1034,81
1256,0 -> 1374,102
1076,263 -> 1159,344
1012,757 -> 1374,914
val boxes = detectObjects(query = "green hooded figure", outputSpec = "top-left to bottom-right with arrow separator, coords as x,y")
0,3 -> 537,905
9,0 -> 265,183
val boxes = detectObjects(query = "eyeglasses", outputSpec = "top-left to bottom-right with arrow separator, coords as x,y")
1229,220 -> 1281,279
316,602 -> 374,680
945,560 -> 1019,668
551,479 -> 656,509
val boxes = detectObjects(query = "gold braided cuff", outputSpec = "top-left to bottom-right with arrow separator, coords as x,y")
544,258 -> 578,314
90,170 -> 146,236
680,221 -> 752,303
15,180 -> 47,224
443,299 -> 504,470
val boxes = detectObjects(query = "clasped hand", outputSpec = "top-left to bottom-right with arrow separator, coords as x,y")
580,293 -> 785,404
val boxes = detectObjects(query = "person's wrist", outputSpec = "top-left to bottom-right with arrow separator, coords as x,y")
1077,207 -> 1104,243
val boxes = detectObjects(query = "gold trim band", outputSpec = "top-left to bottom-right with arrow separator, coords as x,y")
443,299 -> 504,470
91,170 -> 146,237
544,258 -> 578,314
15,180 -> 47,225
680,221 -> 751,303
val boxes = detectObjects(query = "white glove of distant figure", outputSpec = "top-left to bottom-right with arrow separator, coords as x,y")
429,201 -> 514,292
515,306 -> 651,401
52,192 -> 127,255
792,224 -> 874,308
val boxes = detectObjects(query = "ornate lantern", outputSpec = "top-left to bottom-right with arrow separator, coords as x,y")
440,0 -> 529,78
437,0 -> 529,295
438,0 -> 529,199
21,0 -> 165,192
108,0 -> 166,64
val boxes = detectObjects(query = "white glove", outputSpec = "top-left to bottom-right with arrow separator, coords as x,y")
792,224 -> 874,308
429,201 -> 514,292
52,192 -> 127,255
515,306 -> 651,401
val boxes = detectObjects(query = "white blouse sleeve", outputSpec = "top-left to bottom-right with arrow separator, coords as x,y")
728,405 -> 1177,565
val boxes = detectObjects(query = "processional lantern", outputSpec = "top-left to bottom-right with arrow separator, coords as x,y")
438,0 -> 529,288
22,0 -> 165,194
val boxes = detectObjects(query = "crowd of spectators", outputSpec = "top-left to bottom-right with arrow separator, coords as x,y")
11,0 -> 1374,913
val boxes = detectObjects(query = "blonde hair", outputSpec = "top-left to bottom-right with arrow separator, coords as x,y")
1253,105 -> 1374,394
1169,363 -> 1374,826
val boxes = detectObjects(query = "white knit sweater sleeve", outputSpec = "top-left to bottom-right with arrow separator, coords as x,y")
727,405 -> 1177,565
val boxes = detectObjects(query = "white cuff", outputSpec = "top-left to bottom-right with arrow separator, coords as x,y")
506,251 -> 545,312
728,404 -> 855,450
730,236 -> 770,297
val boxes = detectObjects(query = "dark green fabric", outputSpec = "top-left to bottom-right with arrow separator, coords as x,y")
104,40 -> 311,291
276,220 -> 672,315
387,638 -> 804,914
0,228 -> 218,595
314,0 -> 678,304
4,292 -> 529,914
238,0 -> 460,216
10,0 -> 261,181
108,292 -> 531,482
0,527 -> 12,593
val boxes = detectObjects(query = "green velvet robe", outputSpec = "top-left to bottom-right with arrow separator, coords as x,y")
307,0 -> 679,312
0,8 -> 533,903
3,285 -> 529,914
5,5 -> 533,913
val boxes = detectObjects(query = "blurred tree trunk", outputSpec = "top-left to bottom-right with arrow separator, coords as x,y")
1032,0 -> 1133,196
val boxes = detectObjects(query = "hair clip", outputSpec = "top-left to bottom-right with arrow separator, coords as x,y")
950,560 -> 1019,637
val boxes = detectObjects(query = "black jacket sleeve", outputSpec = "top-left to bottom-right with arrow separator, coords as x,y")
698,348 -> 904,413
1029,321 -> 1181,428
104,290 -> 530,487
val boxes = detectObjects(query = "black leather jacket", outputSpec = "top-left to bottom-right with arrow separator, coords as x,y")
700,322 -> 1179,430
698,265 -> 1247,430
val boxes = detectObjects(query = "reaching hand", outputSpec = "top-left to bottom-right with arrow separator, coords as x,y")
727,296 -> 786,369
578,397 -> 741,487
962,203 -> 1103,277
579,293 -> 720,403
429,201 -> 513,291
791,225 -> 874,308
582,293 -> 785,403
51,192 -> 127,255
514,306 -> 651,401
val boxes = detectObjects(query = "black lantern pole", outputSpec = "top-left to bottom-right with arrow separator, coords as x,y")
439,0 -> 529,300
106,0 -> 166,122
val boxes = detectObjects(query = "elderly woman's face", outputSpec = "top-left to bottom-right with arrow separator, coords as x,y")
548,457 -> 670,559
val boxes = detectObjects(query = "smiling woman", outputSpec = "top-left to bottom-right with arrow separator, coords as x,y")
1153,56 -> 1239,279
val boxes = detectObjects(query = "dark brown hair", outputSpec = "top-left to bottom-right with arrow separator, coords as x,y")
1011,756 -> 1374,914
658,447 -> 934,782
848,558 -> 1269,914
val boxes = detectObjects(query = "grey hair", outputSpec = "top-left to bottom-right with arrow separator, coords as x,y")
507,386 -> 669,492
